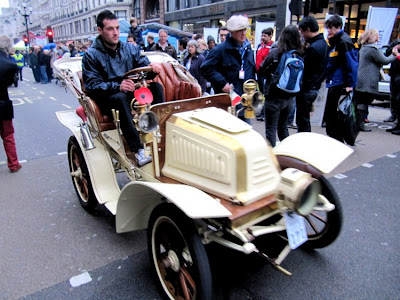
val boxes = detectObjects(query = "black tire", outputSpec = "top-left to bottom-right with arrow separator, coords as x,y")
302,176 -> 343,250
148,204 -> 212,300
67,136 -> 97,213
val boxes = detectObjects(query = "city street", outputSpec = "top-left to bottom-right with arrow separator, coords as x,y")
1,69 -> 399,300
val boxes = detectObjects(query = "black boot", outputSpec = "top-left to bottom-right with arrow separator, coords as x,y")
391,122 -> 400,135
357,105 -> 371,132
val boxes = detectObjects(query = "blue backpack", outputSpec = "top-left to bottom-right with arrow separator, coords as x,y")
272,50 -> 304,94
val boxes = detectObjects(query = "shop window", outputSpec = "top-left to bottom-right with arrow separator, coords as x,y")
146,0 -> 160,19
115,10 -> 127,19
133,0 -> 140,19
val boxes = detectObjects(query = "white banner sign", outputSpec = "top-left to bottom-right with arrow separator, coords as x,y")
366,7 -> 398,48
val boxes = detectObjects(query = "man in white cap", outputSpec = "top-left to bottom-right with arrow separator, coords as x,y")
201,15 -> 256,124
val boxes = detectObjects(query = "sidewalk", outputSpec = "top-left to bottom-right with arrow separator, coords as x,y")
252,104 -> 400,176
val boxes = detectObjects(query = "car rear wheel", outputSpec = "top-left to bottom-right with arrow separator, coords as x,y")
68,136 -> 97,213
148,204 -> 212,300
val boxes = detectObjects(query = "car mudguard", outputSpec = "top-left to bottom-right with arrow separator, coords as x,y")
56,110 -> 120,212
273,132 -> 354,174
116,181 -> 232,233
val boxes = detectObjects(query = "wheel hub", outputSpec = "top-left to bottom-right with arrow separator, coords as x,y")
162,250 -> 180,272
71,168 -> 82,179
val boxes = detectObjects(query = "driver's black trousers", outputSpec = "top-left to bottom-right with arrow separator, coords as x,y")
92,82 -> 164,153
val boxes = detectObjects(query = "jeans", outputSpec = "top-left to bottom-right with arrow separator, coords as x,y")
264,97 -> 293,147
40,65 -> 48,83
296,89 -> 319,132
0,120 -> 20,170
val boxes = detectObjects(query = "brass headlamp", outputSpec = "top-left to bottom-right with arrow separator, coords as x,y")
241,79 -> 264,119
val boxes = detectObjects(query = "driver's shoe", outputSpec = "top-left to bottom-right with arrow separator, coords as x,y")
135,148 -> 152,167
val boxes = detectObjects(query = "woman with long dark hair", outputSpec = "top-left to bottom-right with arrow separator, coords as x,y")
259,25 -> 303,147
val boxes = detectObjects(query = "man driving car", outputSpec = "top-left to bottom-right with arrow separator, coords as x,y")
82,10 -> 163,166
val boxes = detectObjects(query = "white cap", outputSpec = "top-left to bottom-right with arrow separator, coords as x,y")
226,15 -> 249,32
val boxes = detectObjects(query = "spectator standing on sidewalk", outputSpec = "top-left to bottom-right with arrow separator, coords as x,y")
259,25 -> 303,147
29,46 -> 41,83
296,16 -> 329,132
0,35 -> 22,173
38,47 -> 49,84
183,40 -> 207,93
354,29 -> 396,132
218,26 -> 229,44
144,35 -> 155,52
201,15 -> 256,124
151,29 -> 177,59
255,27 -> 274,121
384,38 -> 400,124
177,38 -> 188,65
324,14 -> 358,142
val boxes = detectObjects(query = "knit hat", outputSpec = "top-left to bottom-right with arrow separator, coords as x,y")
207,35 -> 215,44
226,15 -> 249,32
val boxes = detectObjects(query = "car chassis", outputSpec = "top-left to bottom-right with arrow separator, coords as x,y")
55,53 -> 353,300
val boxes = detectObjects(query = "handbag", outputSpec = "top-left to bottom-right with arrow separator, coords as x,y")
337,91 -> 359,146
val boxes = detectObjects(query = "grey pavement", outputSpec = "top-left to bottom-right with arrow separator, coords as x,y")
251,103 -> 400,177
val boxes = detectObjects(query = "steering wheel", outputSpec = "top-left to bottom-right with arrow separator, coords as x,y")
123,66 -> 158,81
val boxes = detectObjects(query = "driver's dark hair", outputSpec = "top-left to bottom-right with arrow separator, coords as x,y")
97,10 -> 117,29
325,14 -> 343,29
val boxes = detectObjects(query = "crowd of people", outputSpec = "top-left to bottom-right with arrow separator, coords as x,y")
2,11 -> 400,172
130,14 -> 399,145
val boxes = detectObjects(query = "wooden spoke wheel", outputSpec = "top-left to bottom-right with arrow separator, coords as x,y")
148,204 -> 212,300
67,136 -> 97,213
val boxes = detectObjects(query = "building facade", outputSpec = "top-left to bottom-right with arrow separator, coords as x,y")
0,0 -> 398,45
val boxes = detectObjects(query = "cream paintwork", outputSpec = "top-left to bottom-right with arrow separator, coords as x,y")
116,181 -> 232,233
56,110 -> 121,214
273,132 -> 354,174
56,110 -> 233,223
162,107 -> 281,205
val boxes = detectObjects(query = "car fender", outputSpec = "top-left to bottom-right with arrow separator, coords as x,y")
56,110 -> 120,210
116,181 -> 232,233
273,132 -> 353,174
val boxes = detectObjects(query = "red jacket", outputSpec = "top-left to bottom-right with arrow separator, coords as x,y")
256,40 -> 273,72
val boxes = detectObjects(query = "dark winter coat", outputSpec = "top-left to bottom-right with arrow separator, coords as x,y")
200,35 -> 255,95
302,33 -> 329,90
29,51 -> 39,67
38,51 -> 47,66
82,36 -> 150,97
0,51 -> 18,120
386,39 -> 400,85
183,53 -> 207,92
129,26 -> 144,47
356,43 -> 395,94
151,42 -> 177,59
326,30 -> 358,88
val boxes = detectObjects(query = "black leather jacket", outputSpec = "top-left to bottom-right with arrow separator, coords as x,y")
0,52 -> 18,120
82,36 -> 150,97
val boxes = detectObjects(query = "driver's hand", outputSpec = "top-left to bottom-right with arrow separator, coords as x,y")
120,79 -> 136,92
149,62 -> 162,74
345,87 -> 353,92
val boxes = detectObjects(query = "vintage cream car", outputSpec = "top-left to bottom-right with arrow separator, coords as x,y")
55,53 -> 353,300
